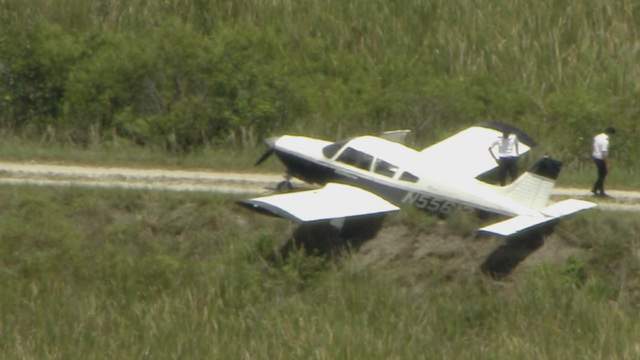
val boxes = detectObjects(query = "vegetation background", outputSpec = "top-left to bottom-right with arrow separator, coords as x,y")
2,2 -> 640,357
1,0 -> 639,170
1,186 -> 640,358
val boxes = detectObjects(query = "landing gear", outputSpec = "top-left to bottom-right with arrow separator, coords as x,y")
276,174 -> 293,191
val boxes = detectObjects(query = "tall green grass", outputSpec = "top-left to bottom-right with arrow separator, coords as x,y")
2,0 -> 640,167
1,186 -> 639,358
0,134 -> 280,172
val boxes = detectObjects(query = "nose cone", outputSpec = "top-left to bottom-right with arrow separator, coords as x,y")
265,136 -> 279,148
273,135 -> 333,158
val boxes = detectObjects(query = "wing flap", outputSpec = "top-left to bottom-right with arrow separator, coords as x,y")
239,183 -> 399,223
479,199 -> 597,237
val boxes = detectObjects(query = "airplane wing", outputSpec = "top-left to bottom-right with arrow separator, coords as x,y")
418,122 -> 536,179
239,183 -> 399,223
478,199 -> 596,237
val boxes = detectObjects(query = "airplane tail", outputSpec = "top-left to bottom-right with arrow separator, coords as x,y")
481,156 -> 597,237
499,157 -> 562,210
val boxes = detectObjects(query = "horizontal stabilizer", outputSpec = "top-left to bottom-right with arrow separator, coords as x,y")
239,183 -> 399,223
479,199 -> 597,237
479,214 -> 546,237
540,198 -> 597,217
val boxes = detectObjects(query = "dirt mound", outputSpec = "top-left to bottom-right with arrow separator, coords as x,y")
281,219 -> 585,281
351,222 -> 585,280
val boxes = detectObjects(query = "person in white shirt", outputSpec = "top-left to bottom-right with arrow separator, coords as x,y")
489,130 -> 520,186
591,127 -> 615,197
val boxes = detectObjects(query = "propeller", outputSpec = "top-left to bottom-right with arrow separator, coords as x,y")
254,137 -> 278,166
254,148 -> 274,166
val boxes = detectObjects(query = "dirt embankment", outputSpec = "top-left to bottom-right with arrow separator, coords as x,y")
0,160 -> 634,279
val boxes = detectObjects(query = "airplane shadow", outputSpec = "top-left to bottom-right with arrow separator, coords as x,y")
277,215 -> 385,260
480,227 -> 553,279
271,214 -> 553,280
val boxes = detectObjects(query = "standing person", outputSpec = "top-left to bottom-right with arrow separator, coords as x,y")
591,127 -> 615,197
489,130 -> 520,186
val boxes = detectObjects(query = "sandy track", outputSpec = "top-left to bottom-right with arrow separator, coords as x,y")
0,161 -> 638,212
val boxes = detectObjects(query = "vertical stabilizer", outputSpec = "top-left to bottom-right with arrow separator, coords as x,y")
500,157 -> 562,210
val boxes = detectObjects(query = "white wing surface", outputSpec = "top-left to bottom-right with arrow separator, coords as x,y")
418,124 -> 533,179
239,183 -> 399,223
478,214 -> 548,237
479,199 -> 597,237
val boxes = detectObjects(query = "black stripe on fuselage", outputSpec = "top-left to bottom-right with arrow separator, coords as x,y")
275,150 -> 335,184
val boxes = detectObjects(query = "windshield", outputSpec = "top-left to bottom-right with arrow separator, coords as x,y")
336,147 -> 374,171
322,141 -> 347,159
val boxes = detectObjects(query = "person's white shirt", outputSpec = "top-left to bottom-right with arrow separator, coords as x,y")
592,133 -> 609,160
491,134 -> 519,158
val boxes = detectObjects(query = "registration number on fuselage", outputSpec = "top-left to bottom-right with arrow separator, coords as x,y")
402,192 -> 464,214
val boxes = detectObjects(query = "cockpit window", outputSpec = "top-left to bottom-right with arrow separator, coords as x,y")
336,147 -> 373,171
399,171 -> 419,183
373,158 -> 398,178
322,141 -> 347,159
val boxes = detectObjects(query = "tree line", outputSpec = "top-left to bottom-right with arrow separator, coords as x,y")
1,0 -> 639,166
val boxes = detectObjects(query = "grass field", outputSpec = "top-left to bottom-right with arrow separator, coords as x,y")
0,136 -> 272,172
3,2 -> 639,354
1,185 -> 639,358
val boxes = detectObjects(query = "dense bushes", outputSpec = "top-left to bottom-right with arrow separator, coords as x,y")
1,0 -> 639,164
63,23 -> 301,150
0,23 -> 80,131
1,19 -> 300,151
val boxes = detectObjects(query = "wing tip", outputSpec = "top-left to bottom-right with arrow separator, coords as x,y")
237,199 -> 303,222
478,121 -> 537,147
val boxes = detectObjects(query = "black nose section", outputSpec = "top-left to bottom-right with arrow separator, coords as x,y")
264,136 -> 278,148
254,137 -> 279,166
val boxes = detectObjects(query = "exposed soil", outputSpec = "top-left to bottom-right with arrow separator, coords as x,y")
353,224 -> 574,279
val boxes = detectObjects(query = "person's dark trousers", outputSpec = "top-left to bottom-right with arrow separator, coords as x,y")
592,157 -> 608,195
498,156 -> 518,186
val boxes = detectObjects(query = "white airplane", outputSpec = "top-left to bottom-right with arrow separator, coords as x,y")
240,122 -> 596,237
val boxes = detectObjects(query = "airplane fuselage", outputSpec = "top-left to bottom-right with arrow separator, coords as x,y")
270,135 -> 527,218
244,126 -> 595,238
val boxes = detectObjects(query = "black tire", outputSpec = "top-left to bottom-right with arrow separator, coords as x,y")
276,180 -> 293,191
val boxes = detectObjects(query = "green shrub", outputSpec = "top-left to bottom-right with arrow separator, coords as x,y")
60,22 -> 300,150
2,0 -> 640,166
0,22 -> 82,130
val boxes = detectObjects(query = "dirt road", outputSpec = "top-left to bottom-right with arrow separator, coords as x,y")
0,161 -> 638,211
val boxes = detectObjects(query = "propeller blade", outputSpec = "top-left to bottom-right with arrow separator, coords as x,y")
254,148 -> 274,166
